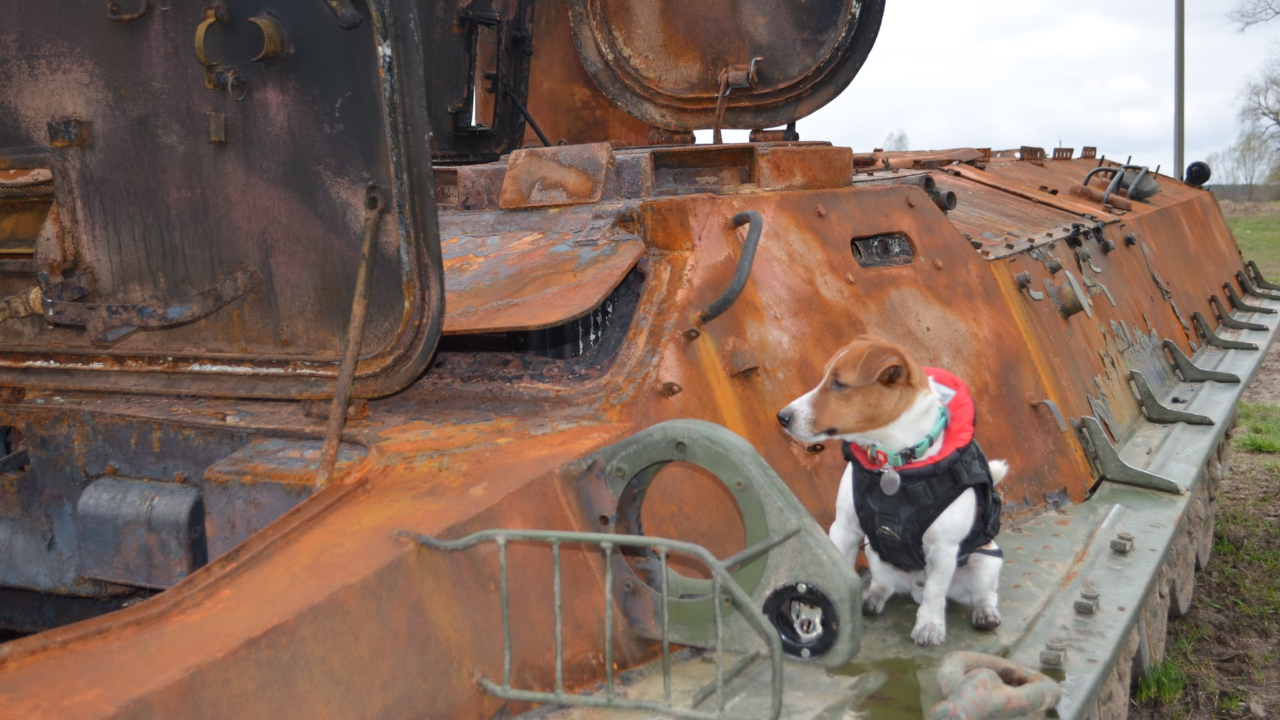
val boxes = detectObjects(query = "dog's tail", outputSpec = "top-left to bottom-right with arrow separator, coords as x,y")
988,459 -> 1009,485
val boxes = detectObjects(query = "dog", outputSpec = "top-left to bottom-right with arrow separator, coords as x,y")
776,335 -> 1006,648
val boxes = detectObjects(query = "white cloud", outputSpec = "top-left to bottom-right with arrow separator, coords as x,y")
793,0 -> 1279,175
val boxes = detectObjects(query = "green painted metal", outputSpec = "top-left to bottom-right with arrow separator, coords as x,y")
401,527 -> 784,720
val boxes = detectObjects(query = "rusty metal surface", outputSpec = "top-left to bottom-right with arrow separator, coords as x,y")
566,0 -> 885,131
0,137 -> 1257,719
0,0 -> 443,400
442,228 -> 644,334
500,143 -> 616,209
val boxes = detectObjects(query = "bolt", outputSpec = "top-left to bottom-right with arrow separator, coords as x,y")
661,381 -> 683,397
1075,588 -> 1100,615
815,204 -> 826,217
1110,531 -> 1134,554
796,583 -> 808,594
1100,239 -> 1116,254
1040,638 -> 1067,668
1125,233 -> 1138,247
683,328 -> 700,341
614,466 -> 626,478
843,272 -> 857,285
906,196 -> 916,208
800,648 -> 811,658
933,258 -> 944,271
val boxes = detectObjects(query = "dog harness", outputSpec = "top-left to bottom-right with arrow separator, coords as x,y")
840,368 -> 1003,571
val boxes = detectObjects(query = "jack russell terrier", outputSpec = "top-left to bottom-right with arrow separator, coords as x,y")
776,335 -> 1006,648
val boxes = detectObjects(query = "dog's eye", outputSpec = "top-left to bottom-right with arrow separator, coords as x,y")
830,377 -> 847,390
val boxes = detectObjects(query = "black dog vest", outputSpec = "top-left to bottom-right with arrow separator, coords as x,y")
841,440 -> 1002,571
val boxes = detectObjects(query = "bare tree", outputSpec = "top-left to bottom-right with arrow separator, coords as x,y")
1235,129 -> 1274,199
882,129 -> 909,152
1231,0 -> 1280,29
1242,57 -> 1280,141
1208,130 -> 1275,200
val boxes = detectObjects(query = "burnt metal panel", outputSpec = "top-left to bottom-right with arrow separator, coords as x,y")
0,0 -> 442,399
441,228 -> 643,334
76,477 -> 208,589
567,0 -> 884,131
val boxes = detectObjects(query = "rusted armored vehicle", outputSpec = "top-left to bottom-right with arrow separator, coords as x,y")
0,1 -> 1266,718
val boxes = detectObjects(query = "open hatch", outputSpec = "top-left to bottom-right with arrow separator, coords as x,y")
0,0 -> 443,400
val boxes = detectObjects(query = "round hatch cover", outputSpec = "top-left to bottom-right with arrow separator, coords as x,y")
568,0 -> 884,131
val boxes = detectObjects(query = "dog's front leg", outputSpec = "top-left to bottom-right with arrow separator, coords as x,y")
910,542 -> 958,648
828,464 -> 863,567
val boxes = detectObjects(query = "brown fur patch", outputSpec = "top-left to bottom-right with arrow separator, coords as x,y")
807,335 -> 929,436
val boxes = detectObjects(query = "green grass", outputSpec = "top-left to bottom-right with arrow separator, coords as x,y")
1135,643 -> 1190,706
1236,401 -> 1280,453
1230,215 -> 1280,280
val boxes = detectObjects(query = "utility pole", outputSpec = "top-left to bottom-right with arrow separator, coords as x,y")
1174,0 -> 1185,179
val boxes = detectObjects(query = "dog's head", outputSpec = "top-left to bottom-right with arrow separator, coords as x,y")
776,335 -> 929,444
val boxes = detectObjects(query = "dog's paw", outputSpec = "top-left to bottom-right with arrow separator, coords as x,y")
862,594 -> 887,616
910,619 -> 946,648
971,606 -> 1002,630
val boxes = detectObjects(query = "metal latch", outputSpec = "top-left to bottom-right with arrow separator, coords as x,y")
712,58 -> 762,145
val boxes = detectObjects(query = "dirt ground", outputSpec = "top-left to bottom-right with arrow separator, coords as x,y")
1130,243 -> 1280,716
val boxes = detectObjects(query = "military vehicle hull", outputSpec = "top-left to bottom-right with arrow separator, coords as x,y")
0,1 -> 1264,718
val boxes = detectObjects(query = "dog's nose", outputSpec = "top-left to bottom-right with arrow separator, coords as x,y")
777,409 -> 793,428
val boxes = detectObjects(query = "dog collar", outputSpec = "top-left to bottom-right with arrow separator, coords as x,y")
860,404 -> 951,468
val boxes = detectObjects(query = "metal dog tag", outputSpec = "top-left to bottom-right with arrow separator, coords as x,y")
880,467 -> 901,496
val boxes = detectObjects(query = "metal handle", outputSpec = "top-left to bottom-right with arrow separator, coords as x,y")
696,211 -> 763,326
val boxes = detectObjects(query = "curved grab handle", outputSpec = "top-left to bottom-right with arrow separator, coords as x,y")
697,210 -> 763,325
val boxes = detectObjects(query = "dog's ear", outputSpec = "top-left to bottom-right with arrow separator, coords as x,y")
853,343 -> 909,387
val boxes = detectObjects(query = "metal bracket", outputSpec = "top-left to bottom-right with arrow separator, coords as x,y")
1129,371 -> 1212,425
1237,270 -> 1280,302
1014,271 -> 1044,301
1246,260 -> 1280,291
1162,340 -> 1240,383
1209,295 -> 1269,331
1225,280 -> 1277,314
42,270 -> 253,343
1031,399 -> 1068,432
1076,416 -> 1184,494
1192,312 -> 1258,351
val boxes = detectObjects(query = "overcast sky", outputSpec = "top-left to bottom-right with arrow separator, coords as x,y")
783,1 -> 1279,175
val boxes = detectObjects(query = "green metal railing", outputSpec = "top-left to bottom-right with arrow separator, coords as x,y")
399,528 -> 784,720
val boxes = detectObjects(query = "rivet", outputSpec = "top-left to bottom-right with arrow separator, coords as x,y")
843,272 -> 857,285
623,579 -> 635,593
906,196 -> 916,208
933,258 -> 944,271
806,443 -> 825,454
800,648 -> 811,658
614,466 -> 626,478
683,328 -> 700,342
796,583 -> 808,594
661,381 -> 683,397
815,204 -> 826,217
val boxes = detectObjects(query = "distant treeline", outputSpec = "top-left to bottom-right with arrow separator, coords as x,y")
1209,184 -> 1280,202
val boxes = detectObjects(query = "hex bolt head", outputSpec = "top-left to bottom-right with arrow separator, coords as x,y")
1075,588 -> 1100,615
1040,638 -> 1067,668
1110,531 -> 1134,554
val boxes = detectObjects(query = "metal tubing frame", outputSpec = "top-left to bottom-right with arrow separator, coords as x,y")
400,528 -> 785,720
